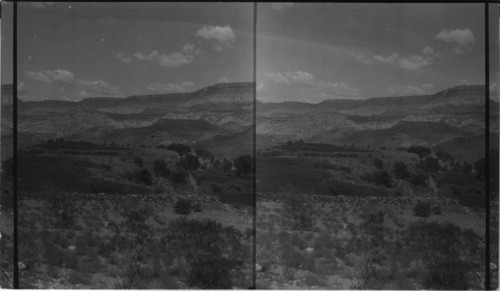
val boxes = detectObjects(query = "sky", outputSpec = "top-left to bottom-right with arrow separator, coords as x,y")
1,3 -> 498,103
13,2 -> 253,101
257,3 -> 498,103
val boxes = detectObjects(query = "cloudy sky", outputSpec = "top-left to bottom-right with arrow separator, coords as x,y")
257,3 -> 498,103
14,2 -> 253,101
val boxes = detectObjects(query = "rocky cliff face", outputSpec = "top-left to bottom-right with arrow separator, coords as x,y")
257,85 -> 490,149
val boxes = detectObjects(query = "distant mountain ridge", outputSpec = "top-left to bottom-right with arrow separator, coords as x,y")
3,83 -> 496,160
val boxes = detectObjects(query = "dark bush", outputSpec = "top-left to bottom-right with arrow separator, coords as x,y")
192,203 -> 202,213
413,201 -> 431,218
170,171 -> 188,184
153,159 -> 171,177
425,259 -> 470,289
374,158 -> 384,170
194,148 -> 213,160
177,154 -> 200,171
431,205 -> 442,215
393,161 -> 410,179
407,145 -> 431,158
167,143 -> 191,156
233,155 -> 253,176
282,186 -> 316,230
174,199 -> 192,215
410,171 -> 428,186
123,169 -> 153,185
210,183 -> 223,193
418,156 -> 440,173
1,158 -> 13,179
134,157 -> 144,167
473,158 -> 485,179
364,170 -> 392,188
164,218 -> 246,289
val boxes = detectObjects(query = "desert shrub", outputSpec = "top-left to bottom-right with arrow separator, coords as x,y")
152,159 -> 171,177
374,158 -> 384,170
1,158 -> 13,179
410,171 -> 428,186
363,170 -> 392,188
167,143 -> 191,156
210,183 -> 223,193
88,177 -> 116,194
64,253 -> 79,270
164,218 -> 246,288
123,168 -> 152,185
177,154 -> 200,170
281,243 -> 302,268
393,161 -> 410,179
117,261 -> 157,289
134,157 -> 144,167
192,203 -> 202,213
418,156 -> 440,173
170,170 -> 188,184
406,145 -> 431,158
44,242 -> 65,267
425,258 -> 471,289
473,157 -> 485,179
304,273 -> 325,287
194,148 -> 213,160
233,155 -> 253,176
68,271 -> 90,285
413,201 -> 431,218
282,187 -> 317,230
315,160 -> 351,173
174,199 -> 192,215
431,205 -> 442,215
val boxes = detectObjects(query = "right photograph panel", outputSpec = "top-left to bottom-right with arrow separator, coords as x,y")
256,3 -> 488,289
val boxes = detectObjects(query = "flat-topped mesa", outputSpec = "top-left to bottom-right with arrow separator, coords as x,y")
181,82 -> 255,108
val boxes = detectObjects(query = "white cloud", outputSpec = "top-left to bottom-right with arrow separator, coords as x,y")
285,71 -> 314,83
31,2 -> 54,9
265,70 -> 360,99
436,28 -> 475,52
25,69 -> 74,84
24,69 -> 120,100
388,83 -> 435,95
147,81 -> 194,93
77,79 -> 120,97
374,53 -> 432,70
459,79 -> 470,85
265,72 -> 291,84
115,52 -> 132,64
354,53 -> 373,64
218,76 -> 229,83
196,25 -> 235,52
133,45 -> 196,67
271,3 -> 294,10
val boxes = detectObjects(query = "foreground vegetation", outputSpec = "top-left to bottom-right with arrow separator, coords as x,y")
17,194 -> 253,288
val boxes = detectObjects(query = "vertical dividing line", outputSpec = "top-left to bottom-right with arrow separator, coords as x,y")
252,2 -> 257,289
485,3 -> 491,290
13,0 -> 19,288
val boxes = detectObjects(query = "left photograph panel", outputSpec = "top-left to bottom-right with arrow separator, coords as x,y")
1,1 -> 15,289
15,2 -> 255,288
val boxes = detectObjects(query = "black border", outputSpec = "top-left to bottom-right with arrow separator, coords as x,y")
252,2 -> 257,290
12,0 -> 19,288
485,3 -> 491,290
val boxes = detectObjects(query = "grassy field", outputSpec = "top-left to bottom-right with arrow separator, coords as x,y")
17,197 -> 253,289
256,196 -> 485,289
